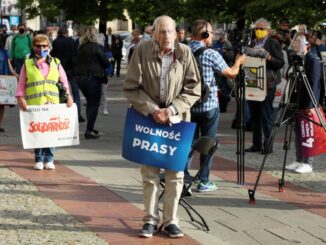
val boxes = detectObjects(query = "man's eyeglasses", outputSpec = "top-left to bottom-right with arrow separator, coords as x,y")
35,44 -> 49,48
255,28 -> 266,31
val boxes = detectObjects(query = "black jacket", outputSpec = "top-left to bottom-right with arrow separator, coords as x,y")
298,52 -> 321,109
74,42 -> 110,77
250,37 -> 284,88
51,35 -> 77,75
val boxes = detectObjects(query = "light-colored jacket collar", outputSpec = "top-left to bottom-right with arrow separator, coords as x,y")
150,40 -> 185,63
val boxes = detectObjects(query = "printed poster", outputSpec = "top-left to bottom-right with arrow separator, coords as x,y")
243,56 -> 267,101
298,107 -> 326,158
19,104 -> 79,149
122,108 -> 196,171
0,75 -> 17,105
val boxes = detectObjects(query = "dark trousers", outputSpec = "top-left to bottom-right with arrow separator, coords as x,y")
248,87 -> 276,149
69,77 -> 82,118
113,57 -> 121,76
13,58 -> 25,74
75,75 -> 102,132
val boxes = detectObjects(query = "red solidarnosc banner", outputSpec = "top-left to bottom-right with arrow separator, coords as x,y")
298,107 -> 326,158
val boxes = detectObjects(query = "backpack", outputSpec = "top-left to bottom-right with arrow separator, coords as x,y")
193,46 -> 210,103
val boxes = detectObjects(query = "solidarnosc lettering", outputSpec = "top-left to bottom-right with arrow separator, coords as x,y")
28,117 -> 70,133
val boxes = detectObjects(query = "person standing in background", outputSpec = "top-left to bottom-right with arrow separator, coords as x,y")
111,34 -> 123,77
51,27 -> 85,122
74,26 -> 111,139
9,23 -> 32,74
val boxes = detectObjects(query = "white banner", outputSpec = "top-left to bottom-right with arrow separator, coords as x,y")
19,104 -> 80,149
243,56 -> 267,101
0,75 -> 17,105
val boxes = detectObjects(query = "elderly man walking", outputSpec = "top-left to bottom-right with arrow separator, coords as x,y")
123,15 -> 201,238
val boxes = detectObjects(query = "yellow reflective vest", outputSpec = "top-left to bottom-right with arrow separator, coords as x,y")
25,57 -> 60,105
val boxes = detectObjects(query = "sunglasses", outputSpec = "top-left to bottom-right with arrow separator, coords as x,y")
255,28 -> 266,31
35,44 -> 49,48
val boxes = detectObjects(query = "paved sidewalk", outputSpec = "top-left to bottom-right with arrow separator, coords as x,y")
0,67 -> 325,244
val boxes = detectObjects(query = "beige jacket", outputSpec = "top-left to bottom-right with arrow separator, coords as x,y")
123,40 -> 201,121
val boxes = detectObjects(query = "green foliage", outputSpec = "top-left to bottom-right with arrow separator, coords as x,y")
18,0 -> 326,29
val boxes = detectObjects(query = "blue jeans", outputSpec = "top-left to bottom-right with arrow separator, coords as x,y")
186,107 -> 220,182
248,87 -> 276,149
75,75 -> 102,132
34,148 -> 55,162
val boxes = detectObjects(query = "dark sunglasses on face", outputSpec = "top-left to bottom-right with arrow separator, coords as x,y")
35,44 -> 49,48
255,28 -> 266,31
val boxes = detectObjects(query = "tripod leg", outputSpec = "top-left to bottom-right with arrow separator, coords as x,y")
248,122 -> 278,204
279,122 -> 294,192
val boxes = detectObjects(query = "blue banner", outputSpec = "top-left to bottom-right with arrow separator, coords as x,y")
122,108 -> 196,171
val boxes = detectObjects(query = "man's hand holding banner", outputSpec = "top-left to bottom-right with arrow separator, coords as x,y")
122,108 -> 196,171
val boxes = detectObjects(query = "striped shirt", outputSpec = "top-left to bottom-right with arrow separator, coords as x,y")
189,41 -> 229,113
159,50 -> 174,104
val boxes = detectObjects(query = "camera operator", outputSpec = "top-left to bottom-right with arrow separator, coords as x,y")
285,33 -> 322,174
245,18 -> 284,154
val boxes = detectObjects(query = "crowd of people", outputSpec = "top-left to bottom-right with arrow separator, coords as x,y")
0,15 -> 325,239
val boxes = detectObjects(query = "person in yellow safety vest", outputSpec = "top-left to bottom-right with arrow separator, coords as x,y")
16,34 -> 74,170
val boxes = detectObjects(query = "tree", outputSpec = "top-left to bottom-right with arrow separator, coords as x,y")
124,0 -> 186,28
18,0 -> 126,32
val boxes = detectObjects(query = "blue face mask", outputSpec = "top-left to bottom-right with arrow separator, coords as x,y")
40,49 -> 49,58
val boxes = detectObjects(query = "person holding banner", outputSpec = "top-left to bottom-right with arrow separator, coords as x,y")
123,15 -> 201,238
245,18 -> 284,154
285,33 -> 322,174
16,34 -> 73,170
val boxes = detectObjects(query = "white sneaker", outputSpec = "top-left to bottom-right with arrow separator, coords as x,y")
103,109 -> 109,115
285,161 -> 301,171
45,162 -> 55,170
34,162 -> 44,170
294,163 -> 313,174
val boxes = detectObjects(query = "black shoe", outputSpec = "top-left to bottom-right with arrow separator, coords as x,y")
261,148 -> 273,155
245,145 -> 262,152
139,223 -> 158,238
78,116 -> 85,123
231,119 -> 238,129
92,129 -> 99,135
0,128 -> 5,132
116,74 -> 120,77
245,123 -> 252,131
84,131 -> 100,139
164,224 -> 184,238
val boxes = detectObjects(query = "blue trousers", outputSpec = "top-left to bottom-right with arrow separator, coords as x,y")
186,107 -> 220,182
34,148 -> 55,163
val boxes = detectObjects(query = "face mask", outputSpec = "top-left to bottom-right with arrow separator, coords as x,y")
19,28 -> 25,34
13,30 -> 18,34
255,29 -> 268,40
34,48 -> 49,58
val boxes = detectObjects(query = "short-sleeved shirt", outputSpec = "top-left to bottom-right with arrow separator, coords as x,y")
10,34 -> 32,59
189,41 -> 229,113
